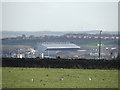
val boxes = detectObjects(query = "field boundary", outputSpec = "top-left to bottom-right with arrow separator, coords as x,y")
2,58 -> 119,69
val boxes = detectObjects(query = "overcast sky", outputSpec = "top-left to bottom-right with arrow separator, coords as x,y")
2,2 -> 118,32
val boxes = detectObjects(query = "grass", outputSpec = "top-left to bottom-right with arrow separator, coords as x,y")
2,67 -> 118,88
3,39 -> 117,49
0,67 -> 2,89
74,40 -> 117,49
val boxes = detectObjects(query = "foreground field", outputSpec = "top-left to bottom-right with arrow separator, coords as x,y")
2,67 -> 118,88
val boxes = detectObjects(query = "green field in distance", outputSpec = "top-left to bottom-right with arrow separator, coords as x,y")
2,67 -> 118,88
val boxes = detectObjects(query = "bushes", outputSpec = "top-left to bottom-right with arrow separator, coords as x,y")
2,58 -> 119,69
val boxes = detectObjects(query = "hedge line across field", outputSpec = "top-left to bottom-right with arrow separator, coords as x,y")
2,58 -> 119,69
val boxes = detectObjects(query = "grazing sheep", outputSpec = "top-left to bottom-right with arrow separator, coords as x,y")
31,78 -> 34,82
60,77 -> 64,81
88,77 -> 92,80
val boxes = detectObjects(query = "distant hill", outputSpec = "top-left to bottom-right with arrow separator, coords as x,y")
2,30 -> 118,38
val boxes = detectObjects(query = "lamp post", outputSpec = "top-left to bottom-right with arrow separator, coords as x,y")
99,30 -> 102,59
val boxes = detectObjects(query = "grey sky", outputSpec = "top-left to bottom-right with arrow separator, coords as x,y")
2,2 -> 118,31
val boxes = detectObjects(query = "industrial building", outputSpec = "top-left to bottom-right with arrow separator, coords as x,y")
36,42 -> 81,58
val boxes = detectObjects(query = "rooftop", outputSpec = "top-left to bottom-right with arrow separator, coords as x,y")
41,42 -> 80,49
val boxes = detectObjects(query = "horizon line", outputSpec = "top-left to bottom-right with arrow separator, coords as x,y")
2,30 -> 118,32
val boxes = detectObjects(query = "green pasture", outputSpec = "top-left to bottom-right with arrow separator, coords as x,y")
2,67 -> 118,88
2,38 -> 117,49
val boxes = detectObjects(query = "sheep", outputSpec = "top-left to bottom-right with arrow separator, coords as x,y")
88,77 -> 92,80
60,77 -> 64,81
31,78 -> 34,82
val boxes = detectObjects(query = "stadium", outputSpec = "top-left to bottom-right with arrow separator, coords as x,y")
36,42 -> 81,58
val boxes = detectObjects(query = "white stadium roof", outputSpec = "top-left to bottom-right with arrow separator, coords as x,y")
36,42 -> 80,52
41,43 -> 80,49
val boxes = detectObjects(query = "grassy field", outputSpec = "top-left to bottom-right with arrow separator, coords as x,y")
3,38 -> 117,50
0,68 -> 2,89
2,67 -> 118,88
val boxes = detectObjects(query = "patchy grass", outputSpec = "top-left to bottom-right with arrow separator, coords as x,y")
2,67 -> 118,88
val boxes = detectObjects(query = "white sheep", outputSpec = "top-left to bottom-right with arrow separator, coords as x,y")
60,78 -> 64,81
31,78 -> 34,82
88,77 -> 92,80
